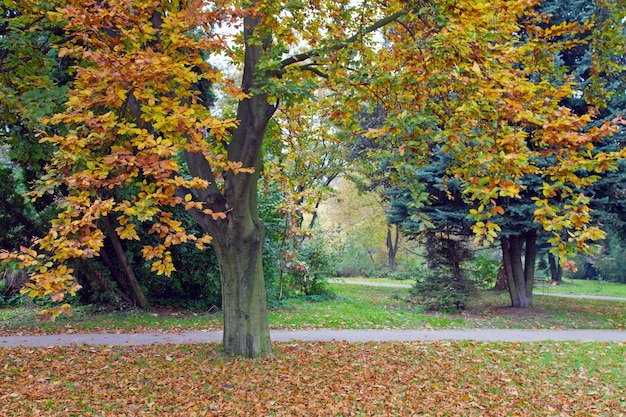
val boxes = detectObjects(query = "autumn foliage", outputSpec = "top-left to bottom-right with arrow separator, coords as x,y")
1,0 -> 625,329
347,0 -> 626,261
1,1 -> 241,317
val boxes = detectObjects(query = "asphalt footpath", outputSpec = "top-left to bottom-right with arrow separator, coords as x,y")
1,328 -> 625,348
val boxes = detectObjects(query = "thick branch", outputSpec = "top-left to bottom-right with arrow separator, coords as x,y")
279,7 -> 410,71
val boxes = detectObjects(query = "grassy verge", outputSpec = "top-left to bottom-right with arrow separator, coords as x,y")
270,284 -> 626,330
1,282 -> 625,335
337,276 -> 626,298
535,277 -> 626,297
0,305 -> 222,336
1,341 -> 624,416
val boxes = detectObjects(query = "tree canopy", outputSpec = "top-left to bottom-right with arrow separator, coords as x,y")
1,0 -> 625,356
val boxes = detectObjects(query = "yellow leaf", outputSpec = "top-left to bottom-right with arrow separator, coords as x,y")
472,62 -> 482,76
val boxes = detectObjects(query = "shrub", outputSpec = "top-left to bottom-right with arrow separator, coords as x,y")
0,262 -> 28,307
410,232 -> 475,313
72,258 -> 125,306
138,233 -> 222,310
411,270 -> 474,313
465,254 -> 500,288
279,236 -> 338,297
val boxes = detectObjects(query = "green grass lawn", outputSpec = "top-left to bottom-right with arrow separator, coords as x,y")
270,283 -> 625,330
534,277 -> 626,297
0,304 -> 223,336
338,276 -> 626,298
2,281 -> 624,335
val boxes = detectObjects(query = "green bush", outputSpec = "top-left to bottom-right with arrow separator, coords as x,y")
465,254 -> 500,288
411,270 -> 474,313
410,232 -> 475,313
72,258 -> 125,306
334,240 -> 381,277
564,236 -> 626,283
593,238 -> 626,283
145,243 -> 222,310
279,236 -> 338,297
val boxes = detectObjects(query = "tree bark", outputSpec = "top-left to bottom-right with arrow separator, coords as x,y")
99,246 -> 135,306
494,262 -> 509,290
180,6 -> 276,357
500,230 -> 537,308
212,221 -> 271,357
181,5 -> 410,357
547,252 -> 563,283
104,215 -> 150,310
387,223 -> 400,272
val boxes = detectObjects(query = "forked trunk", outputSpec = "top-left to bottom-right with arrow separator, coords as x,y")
500,230 -> 537,308
213,227 -> 271,357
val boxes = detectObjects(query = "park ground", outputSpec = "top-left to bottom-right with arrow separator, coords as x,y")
1,279 -> 625,416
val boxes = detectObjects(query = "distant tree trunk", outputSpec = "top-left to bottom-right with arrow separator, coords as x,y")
494,262 -> 509,290
105,215 -> 150,310
308,173 -> 339,230
387,223 -> 400,271
99,246 -> 135,306
500,230 -> 537,308
548,252 -> 563,283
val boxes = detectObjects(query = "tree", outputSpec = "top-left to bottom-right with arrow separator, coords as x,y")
541,0 -> 626,282
1,0 -> 413,357
341,0 -> 626,307
2,0 -> 625,357
316,176 -> 391,277
263,99 -> 347,297
347,105 -> 413,273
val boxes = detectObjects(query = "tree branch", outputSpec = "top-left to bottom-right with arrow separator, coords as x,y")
298,64 -> 329,78
279,7 -> 410,71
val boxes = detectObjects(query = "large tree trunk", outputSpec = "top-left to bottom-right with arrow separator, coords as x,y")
182,6 -> 276,357
500,230 -> 537,308
212,223 -> 271,357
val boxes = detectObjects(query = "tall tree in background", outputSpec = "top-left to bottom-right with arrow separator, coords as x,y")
0,0 -> 70,229
341,0 -> 626,307
541,0 -> 626,280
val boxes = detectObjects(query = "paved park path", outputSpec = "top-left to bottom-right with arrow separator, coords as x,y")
1,328 -> 625,348
2,281 -> 624,347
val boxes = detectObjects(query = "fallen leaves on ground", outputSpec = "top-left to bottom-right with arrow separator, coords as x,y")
1,341 -> 624,416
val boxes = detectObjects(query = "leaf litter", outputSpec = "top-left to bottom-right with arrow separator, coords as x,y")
1,340 -> 624,416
